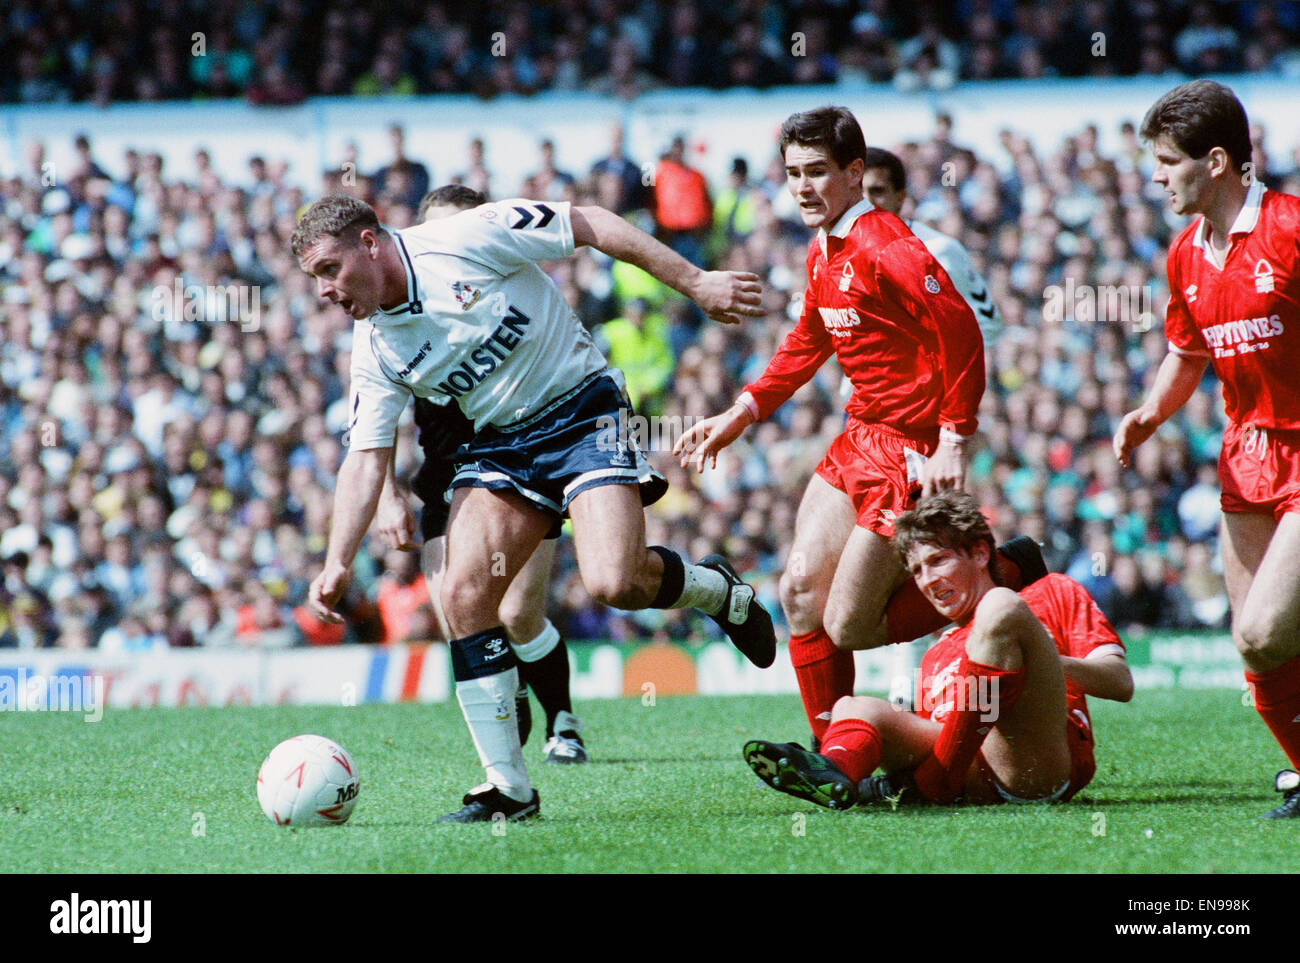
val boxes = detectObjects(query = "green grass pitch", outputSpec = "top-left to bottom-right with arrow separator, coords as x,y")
0,690 -> 1286,873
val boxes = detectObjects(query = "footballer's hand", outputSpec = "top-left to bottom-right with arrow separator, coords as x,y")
921,442 -> 967,498
308,563 -> 351,624
674,405 -> 752,473
692,270 -> 763,325
375,492 -> 419,551
1113,408 -> 1157,468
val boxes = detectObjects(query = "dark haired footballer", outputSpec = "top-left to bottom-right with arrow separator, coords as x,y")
1115,80 -> 1300,819
676,106 -> 1046,751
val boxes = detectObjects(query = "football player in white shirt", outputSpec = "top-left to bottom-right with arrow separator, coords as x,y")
861,147 -> 1002,343
374,185 -> 587,766
292,193 -> 775,822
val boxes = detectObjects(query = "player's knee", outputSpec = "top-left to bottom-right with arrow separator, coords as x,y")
1233,608 -> 1293,665
778,568 -> 813,620
585,571 -> 646,611
966,587 -> 1029,663
497,588 -> 541,638
831,695 -> 891,727
440,575 -> 494,626
822,604 -> 856,651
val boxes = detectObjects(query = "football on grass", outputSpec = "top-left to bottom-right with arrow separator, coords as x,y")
257,735 -> 360,827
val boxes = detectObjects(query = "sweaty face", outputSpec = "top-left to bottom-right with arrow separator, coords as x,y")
785,143 -> 864,231
904,541 -> 990,625
1150,134 -> 1211,218
298,231 -> 385,320
862,167 -> 905,215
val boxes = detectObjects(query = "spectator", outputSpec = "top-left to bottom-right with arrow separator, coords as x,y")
652,136 -> 712,266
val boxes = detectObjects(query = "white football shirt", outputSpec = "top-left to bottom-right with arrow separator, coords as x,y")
908,219 -> 1003,344
345,199 -> 613,451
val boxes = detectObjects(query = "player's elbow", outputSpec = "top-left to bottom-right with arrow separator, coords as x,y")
1102,660 -> 1135,702
342,445 -> 391,489
570,205 -> 613,248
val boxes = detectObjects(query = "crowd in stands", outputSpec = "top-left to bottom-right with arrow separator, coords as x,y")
4,0 -> 1300,106
5,106 -> 1300,649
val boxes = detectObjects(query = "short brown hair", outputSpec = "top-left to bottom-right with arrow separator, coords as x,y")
1140,80 -> 1252,174
417,184 -> 487,222
778,106 -> 867,171
894,490 -> 1001,585
290,195 -> 386,257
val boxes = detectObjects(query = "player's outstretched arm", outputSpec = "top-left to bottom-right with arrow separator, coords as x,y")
1113,351 -> 1209,467
1062,651 -> 1134,702
672,402 -> 756,473
375,433 -> 418,552
309,446 -> 392,623
570,205 -> 762,324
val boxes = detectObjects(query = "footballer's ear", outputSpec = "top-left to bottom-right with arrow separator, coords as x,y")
1206,146 -> 1232,180
356,228 -> 382,257
970,540 -> 991,570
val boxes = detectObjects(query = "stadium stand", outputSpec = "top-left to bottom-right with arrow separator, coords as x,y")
3,3 -> 1300,651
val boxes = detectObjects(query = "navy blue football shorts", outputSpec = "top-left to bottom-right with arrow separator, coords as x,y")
447,372 -> 667,537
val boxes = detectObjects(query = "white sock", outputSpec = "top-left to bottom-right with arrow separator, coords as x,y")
511,620 -> 560,662
454,667 -> 532,802
674,563 -> 729,615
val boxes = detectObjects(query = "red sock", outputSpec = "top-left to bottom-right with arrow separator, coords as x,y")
885,548 -> 1027,645
820,718 -> 882,783
913,658 -> 1026,803
789,629 -> 854,743
1246,654 -> 1300,770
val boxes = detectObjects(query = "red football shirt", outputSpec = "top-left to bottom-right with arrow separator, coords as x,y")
741,200 -> 985,436
1165,183 -> 1300,429
917,574 -> 1125,741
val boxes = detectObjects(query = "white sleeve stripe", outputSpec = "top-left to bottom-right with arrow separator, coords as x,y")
1167,341 -> 1212,358
1086,643 -> 1127,660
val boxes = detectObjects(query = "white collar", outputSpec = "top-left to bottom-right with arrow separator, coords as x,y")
377,232 -> 424,317
818,198 -> 873,257
1191,179 -> 1265,252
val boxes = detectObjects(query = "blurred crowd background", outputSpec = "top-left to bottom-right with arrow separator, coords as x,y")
4,0 -> 1300,106
4,2 -> 1300,652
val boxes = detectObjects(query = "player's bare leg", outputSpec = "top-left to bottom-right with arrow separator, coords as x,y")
567,483 -> 660,608
1222,512 -> 1300,793
440,488 -> 551,637
420,536 -> 452,639
437,486 -> 551,819
964,590 -> 1072,801
1222,512 -> 1300,673
829,695 -> 940,772
499,540 -> 555,645
497,540 -> 584,761
779,474 -> 855,635
822,525 -> 909,651
568,483 -> 775,666
779,475 -> 856,743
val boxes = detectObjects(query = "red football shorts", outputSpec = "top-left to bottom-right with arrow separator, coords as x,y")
1219,422 -> 1300,519
814,420 -> 936,537
971,709 -> 1096,804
